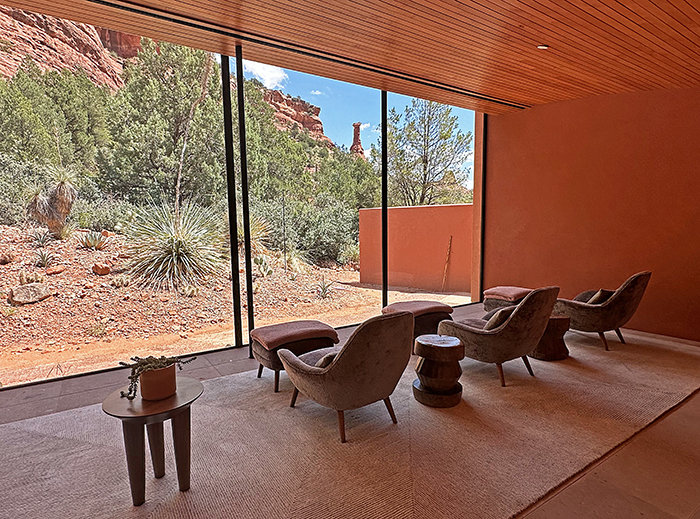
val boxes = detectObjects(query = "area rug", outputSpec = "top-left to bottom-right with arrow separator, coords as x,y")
2,329 -> 700,519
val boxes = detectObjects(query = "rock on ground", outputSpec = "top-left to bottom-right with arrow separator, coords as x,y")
9,283 -> 54,305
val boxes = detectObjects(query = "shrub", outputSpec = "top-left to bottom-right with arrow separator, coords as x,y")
0,154 -> 49,226
338,242 -> 360,265
125,200 -> 228,290
71,197 -> 137,232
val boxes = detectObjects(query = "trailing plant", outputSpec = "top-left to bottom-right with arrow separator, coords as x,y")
119,355 -> 196,400
34,249 -> 54,267
31,229 -> 52,247
315,276 -> 336,299
79,230 -> 110,250
126,200 -> 228,290
19,269 -> 45,285
110,273 -> 130,288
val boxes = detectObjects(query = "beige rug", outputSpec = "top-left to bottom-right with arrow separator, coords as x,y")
3,329 -> 700,519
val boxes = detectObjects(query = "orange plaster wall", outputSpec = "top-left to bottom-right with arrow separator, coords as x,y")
483,86 -> 700,341
359,204 -> 472,293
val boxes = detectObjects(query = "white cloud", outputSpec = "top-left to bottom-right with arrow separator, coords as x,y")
242,60 -> 288,89
310,90 -> 325,96
363,149 -> 372,159
360,123 -> 370,131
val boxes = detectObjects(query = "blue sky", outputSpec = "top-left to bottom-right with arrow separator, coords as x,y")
241,60 -> 475,182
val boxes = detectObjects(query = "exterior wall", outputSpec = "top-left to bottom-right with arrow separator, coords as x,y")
359,204 -> 472,293
483,86 -> 700,341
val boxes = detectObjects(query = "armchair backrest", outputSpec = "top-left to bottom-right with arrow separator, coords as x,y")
324,311 -> 414,410
495,286 -> 560,359
600,271 -> 651,329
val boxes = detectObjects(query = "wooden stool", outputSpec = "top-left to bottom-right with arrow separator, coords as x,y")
382,300 -> 454,339
529,314 -> 570,361
102,377 -> 204,506
412,334 -> 464,408
251,320 -> 339,392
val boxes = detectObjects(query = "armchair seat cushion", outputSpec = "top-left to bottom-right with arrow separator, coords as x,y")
298,346 -> 343,368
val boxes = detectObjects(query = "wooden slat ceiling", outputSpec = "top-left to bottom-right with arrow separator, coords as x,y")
4,0 -> 700,114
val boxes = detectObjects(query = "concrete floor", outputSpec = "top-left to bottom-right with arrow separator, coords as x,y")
1,303 -> 698,518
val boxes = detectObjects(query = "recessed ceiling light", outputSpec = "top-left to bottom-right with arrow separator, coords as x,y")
537,44 -> 549,50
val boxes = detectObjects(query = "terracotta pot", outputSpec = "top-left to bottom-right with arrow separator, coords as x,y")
139,363 -> 177,400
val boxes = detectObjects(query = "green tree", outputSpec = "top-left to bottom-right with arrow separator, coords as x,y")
99,40 -> 225,206
374,98 -> 472,206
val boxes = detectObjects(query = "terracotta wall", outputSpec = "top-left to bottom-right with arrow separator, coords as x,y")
483,86 -> 700,341
359,204 -> 472,293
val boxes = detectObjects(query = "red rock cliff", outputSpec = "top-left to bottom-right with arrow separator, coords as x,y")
0,6 -> 124,89
263,89 -> 333,147
96,28 -> 141,59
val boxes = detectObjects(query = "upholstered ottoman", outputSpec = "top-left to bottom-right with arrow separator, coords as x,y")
483,286 -> 533,312
251,320 -> 339,392
382,300 -> 454,338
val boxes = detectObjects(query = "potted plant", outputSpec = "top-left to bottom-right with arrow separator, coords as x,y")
119,355 -> 196,401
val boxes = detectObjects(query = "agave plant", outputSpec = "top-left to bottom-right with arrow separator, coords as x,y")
35,249 -> 54,267
80,231 -> 110,250
126,201 -> 228,290
315,276 -> 336,299
31,229 -> 52,248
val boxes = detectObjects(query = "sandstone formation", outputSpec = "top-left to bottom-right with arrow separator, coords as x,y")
350,122 -> 366,159
96,28 -> 141,59
263,89 -> 333,146
0,6 -> 124,89
9,282 -> 53,305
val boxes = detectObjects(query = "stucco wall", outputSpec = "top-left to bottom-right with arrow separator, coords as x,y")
359,204 -> 472,293
483,86 -> 700,341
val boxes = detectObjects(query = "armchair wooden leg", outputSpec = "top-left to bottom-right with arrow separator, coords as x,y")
337,410 -> 346,443
521,356 -> 535,377
290,387 -> 299,408
257,364 -> 263,378
598,332 -> 610,351
496,364 -> 506,387
274,370 -> 280,392
615,328 -> 626,344
383,397 -> 397,424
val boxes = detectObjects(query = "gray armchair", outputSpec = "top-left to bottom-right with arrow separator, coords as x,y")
438,286 -> 560,387
553,271 -> 651,350
278,311 -> 414,443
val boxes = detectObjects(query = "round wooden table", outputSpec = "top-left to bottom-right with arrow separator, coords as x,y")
102,377 -> 204,506
412,334 -> 464,408
529,314 -> 571,361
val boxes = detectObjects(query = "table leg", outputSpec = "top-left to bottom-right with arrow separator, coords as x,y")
171,406 -> 191,491
122,421 -> 146,506
146,422 -> 165,478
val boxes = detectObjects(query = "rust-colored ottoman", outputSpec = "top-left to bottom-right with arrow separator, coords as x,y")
382,300 -> 454,339
251,320 -> 339,392
483,286 -> 533,312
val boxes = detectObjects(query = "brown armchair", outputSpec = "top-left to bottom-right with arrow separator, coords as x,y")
438,286 -> 560,387
278,311 -> 414,443
553,271 -> 651,350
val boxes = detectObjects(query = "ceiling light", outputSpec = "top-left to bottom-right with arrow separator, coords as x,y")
537,45 -> 549,50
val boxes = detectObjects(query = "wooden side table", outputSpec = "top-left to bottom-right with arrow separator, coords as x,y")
529,314 -> 571,361
412,334 -> 464,408
102,377 -> 204,506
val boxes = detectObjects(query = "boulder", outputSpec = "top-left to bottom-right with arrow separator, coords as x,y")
46,265 -> 66,275
9,283 -> 53,305
92,263 -> 111,275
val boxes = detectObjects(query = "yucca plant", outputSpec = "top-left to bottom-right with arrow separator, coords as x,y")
237,213 -> 270,257
80,230 -> 110,250
35,249 -> 54,267
31,229 -> 52,248
126,201 -> 228,290
26,166 -> 78,239
315,276 -> 336,299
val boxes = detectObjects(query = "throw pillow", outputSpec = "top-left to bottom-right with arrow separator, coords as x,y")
587,288 -> 615,305
315,352 -> 337,368
484,306 -> 516,330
